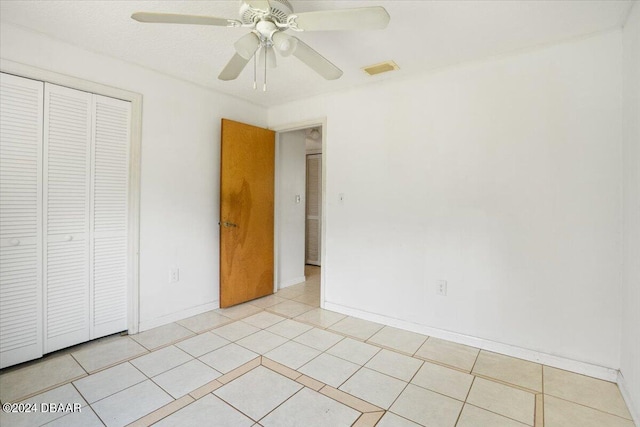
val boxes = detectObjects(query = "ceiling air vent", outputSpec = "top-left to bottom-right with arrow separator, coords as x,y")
362,60 -> 399,76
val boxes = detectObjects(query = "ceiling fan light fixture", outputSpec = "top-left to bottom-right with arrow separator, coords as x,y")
272,31 -> 297,57
234,32 -> 261,60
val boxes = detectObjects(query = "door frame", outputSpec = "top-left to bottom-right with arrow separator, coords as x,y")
273,118 -> 327,308
1,59 -> 143,334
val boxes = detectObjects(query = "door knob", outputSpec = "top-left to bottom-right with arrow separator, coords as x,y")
10,238 -> 20,246
221,221 -> 238,228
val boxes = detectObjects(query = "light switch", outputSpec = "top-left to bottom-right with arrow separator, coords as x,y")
295,195 -> 301,204
339,193 -> 345,204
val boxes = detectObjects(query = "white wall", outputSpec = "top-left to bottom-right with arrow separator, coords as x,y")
269,31 -> 623,370
277,130 -> 307,288
0,23 -> 268,330
621,3 -> 640,422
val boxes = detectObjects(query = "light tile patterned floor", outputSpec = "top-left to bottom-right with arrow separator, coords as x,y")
0,266 -> 635,426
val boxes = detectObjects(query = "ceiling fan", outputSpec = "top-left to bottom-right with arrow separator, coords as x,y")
131,0 -> 390,89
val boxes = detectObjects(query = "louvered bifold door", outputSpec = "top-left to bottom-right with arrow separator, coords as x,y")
0,73 -> 44,368
305,154 -> 321,266
91,95 -> 130,338
43,83 -> 92,353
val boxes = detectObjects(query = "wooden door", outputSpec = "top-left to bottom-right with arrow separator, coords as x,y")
220,119 -> 275,307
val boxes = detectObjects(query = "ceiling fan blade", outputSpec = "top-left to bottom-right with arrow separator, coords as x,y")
131,12 -> 240,27
218,53 -> 250,81
234,32 -> 261,60
245,1 -> 270,12
292,7 -> 390,31
291,38 -> 342,80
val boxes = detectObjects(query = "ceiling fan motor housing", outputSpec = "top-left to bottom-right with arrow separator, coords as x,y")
240,0 -> 293,25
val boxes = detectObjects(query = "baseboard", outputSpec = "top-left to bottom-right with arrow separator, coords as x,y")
279,275 -> 306,289
324,301 -> 619,382
138,301 -> 220,332
618,371 -> 640,426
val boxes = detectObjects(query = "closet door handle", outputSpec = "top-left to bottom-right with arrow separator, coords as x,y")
10,238 -> 20,246
221,221 -> 238,228
65,235 -> 74,241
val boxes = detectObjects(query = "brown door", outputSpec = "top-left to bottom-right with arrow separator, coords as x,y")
220,119 -> 275,307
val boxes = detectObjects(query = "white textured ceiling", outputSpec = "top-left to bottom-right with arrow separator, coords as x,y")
0,0 -> 634,107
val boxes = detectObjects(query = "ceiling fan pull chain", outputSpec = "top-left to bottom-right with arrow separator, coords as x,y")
263,48 -> 267,92
253,54 -> 257,90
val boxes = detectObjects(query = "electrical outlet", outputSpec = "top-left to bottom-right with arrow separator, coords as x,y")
436,280 -> 447,296
170,268 -> 180,283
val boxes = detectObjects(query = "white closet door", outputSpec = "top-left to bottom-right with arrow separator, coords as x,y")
305,154 -> 321,266
43,83 -> 92,353
0,73 -> 44,368
91,95 -> 130,338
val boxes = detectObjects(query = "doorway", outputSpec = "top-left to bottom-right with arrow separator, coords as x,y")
274,121 -> 325,307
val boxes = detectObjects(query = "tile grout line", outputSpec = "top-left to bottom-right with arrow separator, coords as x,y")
385,411 -> 425,426
264,357 -> 383,414
412,354 -> 474,375
195,372 -> 262,423
381,369 -> 413,415
453,374 -> 478,426
255,385 -> 308,425
389,358 -> 430,418
472,373 -> 541,395
327,341 -> 382,369
130,331 -> 196,353
468,348 -> 481,375
69,352 -> 90,376
453,404 -> 466,426
535,394 -> 544,427
292,333 -> 347,371
85,371 -> 158,407
463,375 -> 539,424
72,336 -> 151,375
261,356 -> 302,380
363,340 -> 424,359
544,394 -> 636,421
126,394 -> 195,427
69,379 -> 110,427
407,376 -> 477,406
318,383 -> 383,414
464,402 -> 536,426
332,359 -> 365,392
3,371 -> 88,404
411,334 -> 431,358
463,375 -> 477,402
